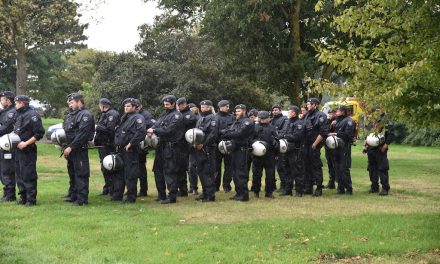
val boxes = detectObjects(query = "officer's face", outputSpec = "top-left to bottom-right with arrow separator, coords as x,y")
272,108 -> 281,116
124,103 -> 136,113
219,105 -> 229,113
306,102 -> 315,111
201,105 -> 211,113
235,109 -> 244,119
336,109 -> 345,117
68,99 -> 79,110
0,97 -> 8,108
177,102 -> 187,111
15,101 -> 25,109
288,110 -> 297,119
163,102 -> 175,110
260,118 -> 270,124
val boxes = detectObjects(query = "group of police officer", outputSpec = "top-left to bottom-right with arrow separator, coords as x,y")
0,91 -> 395,206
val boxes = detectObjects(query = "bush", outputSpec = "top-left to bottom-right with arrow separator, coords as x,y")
403,128 -> 440,146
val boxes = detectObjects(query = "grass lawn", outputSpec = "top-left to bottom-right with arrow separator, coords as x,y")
0,122 -> 439,263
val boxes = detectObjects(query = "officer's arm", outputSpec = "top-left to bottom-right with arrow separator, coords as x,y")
29,114 -> 45,142
0,112 -> 15,135
385,122 -> 395,145
203,117 -> 219,146
337,122 -> 354,142
130,117 -> 147,145
227,121 -> 254,139
69,113 -> 94,149
154,114 -> 182,137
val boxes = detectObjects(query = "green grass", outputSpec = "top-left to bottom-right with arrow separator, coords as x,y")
1,137 -> 439,263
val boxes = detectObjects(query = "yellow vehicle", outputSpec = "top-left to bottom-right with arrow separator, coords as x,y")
321,97 -> 365,139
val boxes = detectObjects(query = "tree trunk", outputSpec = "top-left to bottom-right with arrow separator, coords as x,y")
290,0 -> 302,104
15,47 -> 27,95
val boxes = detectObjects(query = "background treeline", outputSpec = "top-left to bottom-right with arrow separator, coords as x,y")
1,0 -> 439,145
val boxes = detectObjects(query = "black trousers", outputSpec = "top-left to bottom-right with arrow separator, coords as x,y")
113,147 -> 140,202
231,148 -> 250,199
67,148 -> 90,204
275,153 -> 288,190
215,149 -> 232,191
251,151 -> 276,194
15,145 -> 38,203
367,147 -> 390,191
188,148 -> 198,191
304,144 -> 324,191
177,144 -> 190,194
325,147 -> 336,183
1,150 -> 15,199
286,150 -> 305,193
138,150 -> 148,194
331,145 -> 352,191
153,143 -> 179,201
98,145 -> 115,195
195,146 -> 216,199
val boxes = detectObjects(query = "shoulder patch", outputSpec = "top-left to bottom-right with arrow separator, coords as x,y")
297,124 -> 303,130
347,121 -> 353,126
245,121 -> 250,126
136,118 -> 143,124
31,116 -> 38,122
7,112 -> 14,119
108,116 -> 114,122
185,114 -> 190,119
210,120 -> 216,127
151,119 -> 156,123
82,116 -> 89,122
175,114 -> 179,119
319,116 -> 325,123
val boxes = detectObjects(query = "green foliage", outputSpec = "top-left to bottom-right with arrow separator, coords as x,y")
314,0 -> 440,128
403,128 -> 440,147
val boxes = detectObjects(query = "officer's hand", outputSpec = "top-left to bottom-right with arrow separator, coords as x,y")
17,141 -> 27,150
146,128 -> 154,135
125,143 -> 132,152
194,144 -> 203,150
380,143 -> 388,153
328,132 -> 336,136
63,146 -> 72,158
362,146 -> 367,154
311,143 -> 317,150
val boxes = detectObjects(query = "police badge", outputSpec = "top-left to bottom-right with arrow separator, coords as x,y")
31,116 -> 38,122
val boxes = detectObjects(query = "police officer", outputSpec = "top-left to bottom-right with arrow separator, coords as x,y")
193,100 -> 218,202
176,97 -> 198,197
188,102 -> 200,195
363,111 -> 395,195
14,95 -> 45,206
0,91 -> 17,202
250,111 -> 277,198
63,93 -> 95,206
95,98 -> 120,196
215,100 -> 234,193
324,109 -> 337,189
280,106 -> 306,197
136,100 -> 155,197
222,104 -> 255,201
112,98 -> 146,203
328,105 -> 355,194
270,104 -> 288,193
303,98 -> 329,196
148,95 -> 184,204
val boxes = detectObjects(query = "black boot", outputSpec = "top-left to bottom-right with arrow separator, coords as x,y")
313,188 -> 322,197
325,180 -> 336,189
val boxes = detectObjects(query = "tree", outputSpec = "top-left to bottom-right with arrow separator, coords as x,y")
0,0 -> 87,95
314,0 -> 440,127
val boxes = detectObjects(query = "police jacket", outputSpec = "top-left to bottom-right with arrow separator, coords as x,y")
138,109 -> 156,130
63,107 -> 95,149
283,117 -> 305,148
253,123 -> 278,151
181,106 -> 198,131
152,108 -> 184,143
367,119 -> 395,147
14,106 -> 45,143
216,111 -> 234,136
0,105 -> 17,136
115,112 -> 146,147
222,116 -> 255,147
334,115 -> 355,144
196,111 -> 219,147
270,113 -> 288,131
95,108 -> 119,145
304,108 -> 329,144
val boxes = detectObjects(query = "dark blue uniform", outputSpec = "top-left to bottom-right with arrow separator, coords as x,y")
194,112 -> 218,201
152,109 -> 185,203
137,108 -> 155,196
0,105 -> 17,201
14,105 -> 45,205
332,115 -> 355,194
64,107 -> 95,204
270,113 -> 289,191
367,118 -> 395,194
223,116 -> 255,201
304,108 -> 329,195
282,117 -> 306,195
113,112 -> 146,202
215,111 -> 234,192
95,108 -> 120,195
177,106 -> 198,196
324,117 -> 337,188
250,123 -> 278,197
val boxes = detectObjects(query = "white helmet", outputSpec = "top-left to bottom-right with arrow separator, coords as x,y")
102,154 -> 123,171
218,140 -> 234,155
366,133 -> 385,147
0,133 -> 21,151
278,139 -> 294,153
252,140 -> 268,156
51,129 -> 66,146
325,136 -> 344,149
145,134 -> 160,149
185,128 -> 205,145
